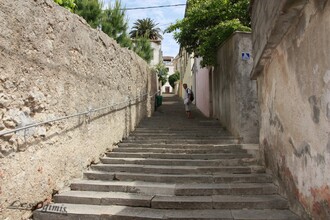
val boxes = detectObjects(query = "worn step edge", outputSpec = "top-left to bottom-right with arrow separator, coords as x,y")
100,157 -> 258,166
54,192 -> 288,210
54,191 -> 153,207
90,164 -> 265,175
122,138 -> 239,142
117,143 -> 244,148
120,142 -> 241,145
133,129 -> 226,132
132,132 -> 227,134
129,133 -> 231,136
33,204 -> 233,220
105,152 -> 253,160
152,194 -> 289,210
84,170 -> 273,183
125,136 -> 235,140
112,147 -> 248,153
70,180 -> 278,196
33,204 -> 300,220
231,209 -> 301,220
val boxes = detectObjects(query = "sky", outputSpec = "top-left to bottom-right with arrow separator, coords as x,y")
104,0 -> 186,58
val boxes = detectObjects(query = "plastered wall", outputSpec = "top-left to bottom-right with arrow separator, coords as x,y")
213,32 -> 259,144
195,57 -> 212,118
252,0 -> 330,218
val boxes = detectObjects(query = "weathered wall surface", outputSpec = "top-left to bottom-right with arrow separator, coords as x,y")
0,0 -> 156,219
179,48 -> 194,99
252,0 -> 330,219
251,0 -> 307,78
213,32 -> 259,144
195,57 -> 212,117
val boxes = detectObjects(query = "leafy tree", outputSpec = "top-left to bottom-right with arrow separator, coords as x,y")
130,18 -> 163,40
155,63 -> 169,85
75,0 -> 102,28
166,0 -> 251,66
101,0 -> 132,48
132,37 -> 153,63
54,0 -> 76,12
168,71 -> 180,88
56,0 -> 153,63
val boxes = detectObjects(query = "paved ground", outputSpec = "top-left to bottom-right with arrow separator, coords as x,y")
34,93 -> 301,220
154,93 -> 206,120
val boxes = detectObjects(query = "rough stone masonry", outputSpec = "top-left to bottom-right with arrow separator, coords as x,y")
0,0 -> 156,219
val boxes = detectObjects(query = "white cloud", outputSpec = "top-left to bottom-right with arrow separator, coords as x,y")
104,0 -> 186,57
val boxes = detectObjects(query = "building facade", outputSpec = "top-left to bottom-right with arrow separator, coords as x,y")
161,56 -> 175,93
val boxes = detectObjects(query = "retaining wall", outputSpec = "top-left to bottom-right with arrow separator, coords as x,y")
0,0 -> 156,219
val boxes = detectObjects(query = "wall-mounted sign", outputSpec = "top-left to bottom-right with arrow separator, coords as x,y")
242,52 -> 251,60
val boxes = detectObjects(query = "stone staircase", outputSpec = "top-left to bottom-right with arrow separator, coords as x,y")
33,94 -> 300,220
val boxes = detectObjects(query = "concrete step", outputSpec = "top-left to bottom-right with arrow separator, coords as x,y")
138,120 -> 222,124
54,191 -> 153,207
115,143 -> 260,155
70,180 -> 278,196
33,204 -> 301,220
100,157 -> 258,166
114,143 -> 260,157
133,128 -> 226,133
152,194 -> 289,210
90,164 -> 265,175
105,152 -> 253,160
117,143 -> 244,149
84,170 -> 273,183
133,129 -> 227,134
33,94 -> 300,220
112,147 -> 248,154
138,121 -> 225,126
121,138 -> 240,144
54,191 -> 288,210
136,123 -> 224,127
126,135 -> 234,140
130,132 -> 230,136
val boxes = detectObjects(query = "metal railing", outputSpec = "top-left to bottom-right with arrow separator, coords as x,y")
0,91 -> 158,137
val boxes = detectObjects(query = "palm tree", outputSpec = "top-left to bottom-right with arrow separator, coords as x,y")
129,18 -> 163,40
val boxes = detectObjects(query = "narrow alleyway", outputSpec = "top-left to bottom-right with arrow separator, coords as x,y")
34,94 -> 300,219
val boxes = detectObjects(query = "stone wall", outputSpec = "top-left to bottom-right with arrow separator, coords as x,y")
213,32 -> 259,144
252,0 -> 330,219
0,0 -> 156,219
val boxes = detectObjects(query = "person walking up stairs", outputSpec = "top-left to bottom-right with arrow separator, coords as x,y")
34,94 -> 300,220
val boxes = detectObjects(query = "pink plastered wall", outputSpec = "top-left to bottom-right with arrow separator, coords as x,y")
195,61 -> 211,117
